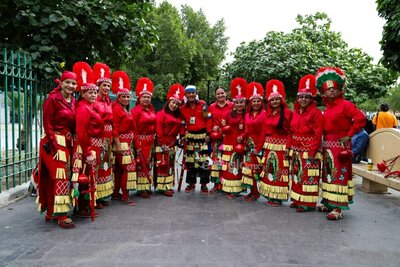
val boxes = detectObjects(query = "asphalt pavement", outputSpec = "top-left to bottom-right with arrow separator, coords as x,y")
0,176 -> 399,267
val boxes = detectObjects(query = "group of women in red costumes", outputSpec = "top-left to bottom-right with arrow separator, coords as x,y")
207,67 -> 365,221
37,61 -> 185,229
36,65 -> 364,229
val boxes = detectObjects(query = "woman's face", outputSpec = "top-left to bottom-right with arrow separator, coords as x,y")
251,98 -> 262,110
168,99 -> 180,112
118,94 -> 131,107
297,94 -> 312,109
269,97 -> 281,109
215,88 -> 226,102
234,99 -> 246,111
60,79 -> 77,95
139,93 -> 152,107
83,89 -> 98,103
98,82 -> 111,97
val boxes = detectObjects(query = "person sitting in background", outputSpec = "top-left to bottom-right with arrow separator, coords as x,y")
352,128 -> 369,163
372,103 -> 398,129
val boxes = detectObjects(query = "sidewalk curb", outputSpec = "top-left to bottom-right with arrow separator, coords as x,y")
0,183 -> 29,208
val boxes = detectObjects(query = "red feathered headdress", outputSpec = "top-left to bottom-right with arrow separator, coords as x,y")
136,77 -> 154,97
265,79 -> 285,100
167,84 -> 184,104
111,70 -> 131,96
72,61 -> 97,92
93,62 -> 112,85
297,74 -> 317,97
230,78 -> 247,100
246,82 -> 264,100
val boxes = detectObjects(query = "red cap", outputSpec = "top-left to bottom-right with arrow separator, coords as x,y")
60,71 -> 77,81
72,61 -> 97,92
297,74 -> 317,97
93,62 -> 112,85
167,84 -> 184,104
265,79 -> 285,100
230,78 -> 247,100
246,82 -> 264,100
136,77 -> 154,97
111,70 -> 131,95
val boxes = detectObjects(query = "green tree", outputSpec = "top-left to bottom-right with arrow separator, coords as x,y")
224,12 -> 397,104
376,0 -> 400,71
0,0 -> 158,79
133,2 -> 228,101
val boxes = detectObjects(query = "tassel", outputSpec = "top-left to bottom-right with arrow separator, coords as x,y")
55,134 -> 66,147
56,168 -> 66,179
122,155 -> 132,164
57,150 -> 67,163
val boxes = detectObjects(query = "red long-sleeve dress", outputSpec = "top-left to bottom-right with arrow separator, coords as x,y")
71,99 -> 104,209
207,101 -> 234,184
38,89 -> 75,217
288,101 -> 324,209
241,110 -> 266,190
155,108 -> 181,191
220,111 -> 245,194
259,106 -> 292,202
321,97 -> 366,210
112,101 -> 137,200
93,95 -> 114,200
130,104 -> 156,192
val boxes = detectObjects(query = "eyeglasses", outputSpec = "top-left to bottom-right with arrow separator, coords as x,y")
297,95 -> 311,100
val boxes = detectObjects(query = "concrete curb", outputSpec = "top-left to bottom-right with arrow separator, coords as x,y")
0,182 -> 29,208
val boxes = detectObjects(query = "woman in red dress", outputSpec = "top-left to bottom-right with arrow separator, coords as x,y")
316,67 -> 366,220
288,74 -> 324,212
111,71 -> 137,205
93,62 -> 114,208
241,82 -> 266,201
220,78 -> 247,198
155,84 -> 185,197
130,77 -> 156,198
207,87 -> 233,193
71,62 -> 104,218
259,79 -> 292,207
38,70 -> 77,229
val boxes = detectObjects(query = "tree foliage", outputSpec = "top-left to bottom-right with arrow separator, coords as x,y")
133,2 -> 228,101
0,0 -> 158,79
376,0 -> 400,71
224,12 -> 398,104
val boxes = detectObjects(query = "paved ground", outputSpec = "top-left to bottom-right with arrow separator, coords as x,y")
0,176 -> 400,267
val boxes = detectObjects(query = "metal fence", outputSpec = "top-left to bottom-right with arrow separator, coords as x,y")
0,48 -> 51,193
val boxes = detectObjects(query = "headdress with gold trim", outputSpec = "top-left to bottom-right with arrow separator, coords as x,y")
315,67 -> 346,93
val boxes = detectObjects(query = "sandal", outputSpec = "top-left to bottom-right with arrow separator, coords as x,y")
317,205 -> 332,213
163,190 -> 174,197
327,209 -> 343,220
122,200 -> 136,206
58,218 -> 75,229
289,203 -> 298,208
243,194 -> 256,202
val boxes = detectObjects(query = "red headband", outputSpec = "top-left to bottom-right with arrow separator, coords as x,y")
60,71 -> 77,81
